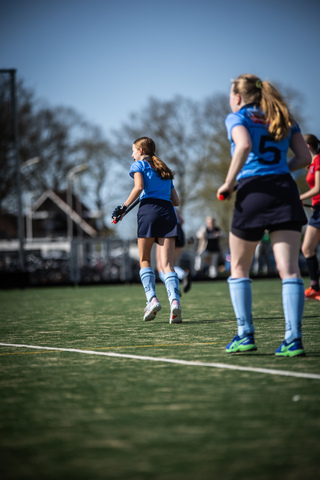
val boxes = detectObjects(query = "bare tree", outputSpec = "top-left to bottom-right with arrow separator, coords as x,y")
0,76 -> 115,229
75,126 -> 117,229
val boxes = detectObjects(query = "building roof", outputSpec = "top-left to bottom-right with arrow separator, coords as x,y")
32,190 -> 97,238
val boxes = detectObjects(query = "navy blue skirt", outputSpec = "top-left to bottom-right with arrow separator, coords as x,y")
137,198 -> 178,241
232,174 -> 307,230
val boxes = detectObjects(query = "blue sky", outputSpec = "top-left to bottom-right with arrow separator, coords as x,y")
2,0 -> 319,237
2,0 -> 320,137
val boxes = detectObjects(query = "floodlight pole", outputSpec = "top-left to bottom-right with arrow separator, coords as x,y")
0,69 -> 24,271
20,158 -> 41,241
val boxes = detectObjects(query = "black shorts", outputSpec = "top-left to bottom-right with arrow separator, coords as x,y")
175,223 -> 185,248
231,174 -> 307,241
232,222 -> 302,242
308,205 -> 320,229
137,198 -> 178,242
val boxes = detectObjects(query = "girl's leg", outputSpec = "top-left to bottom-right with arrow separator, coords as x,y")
155,243 -> 166,283
301,225 -> 320,292
208,252 -> 219,278
226,233 -> 258,350
138,237 -> 161,321
271,230 -> 305,354
158,237 -> 182,323
173,246 -> 185,280
156,243 -> 185,282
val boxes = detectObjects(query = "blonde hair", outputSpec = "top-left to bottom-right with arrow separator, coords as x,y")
232,74 -> 296,141
133,137 -> 174,180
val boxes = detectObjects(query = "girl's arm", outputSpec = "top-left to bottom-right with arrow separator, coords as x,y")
123,172 -> 144,206
217,125 -> 251,200
288,132 -> 311,172
171,187 -> 180,206
300,170 -> 320,201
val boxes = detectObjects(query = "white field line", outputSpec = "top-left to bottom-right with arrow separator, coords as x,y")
1,342 -> 320,380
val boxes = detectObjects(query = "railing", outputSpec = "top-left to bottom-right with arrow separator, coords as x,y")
0,237 -> 201,287
1,235 -> 307,289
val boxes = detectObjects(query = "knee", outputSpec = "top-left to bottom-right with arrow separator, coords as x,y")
276,262 -> 300,280
301,244 -> 313,258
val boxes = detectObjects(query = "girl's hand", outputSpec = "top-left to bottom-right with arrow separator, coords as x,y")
217,184 -> 233,201
111,204 -> 127,223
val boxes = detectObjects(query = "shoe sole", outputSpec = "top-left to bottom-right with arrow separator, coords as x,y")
275,350 -> 306,357
226,344 -> 257,353
144,303 -> 162,321
170,305 -> 182,324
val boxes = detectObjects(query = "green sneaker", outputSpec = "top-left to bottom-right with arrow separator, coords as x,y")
275,339 -> 306,357
225,334 -> 257,353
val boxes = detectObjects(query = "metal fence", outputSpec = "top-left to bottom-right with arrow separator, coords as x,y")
0,236 -> 310,289
0,237 -> 202,287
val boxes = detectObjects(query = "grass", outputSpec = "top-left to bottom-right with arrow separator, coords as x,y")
0,279 -> 320,480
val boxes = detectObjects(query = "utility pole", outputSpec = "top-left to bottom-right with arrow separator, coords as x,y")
0,69 -> 24,270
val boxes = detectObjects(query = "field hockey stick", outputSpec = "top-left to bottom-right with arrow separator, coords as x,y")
112,198 -> 140,224
218,184 -> 238,201
302,203 -> 314,209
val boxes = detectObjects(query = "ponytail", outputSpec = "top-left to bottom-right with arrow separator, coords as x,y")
260,82 -> 295,142
232,74 -> 296,142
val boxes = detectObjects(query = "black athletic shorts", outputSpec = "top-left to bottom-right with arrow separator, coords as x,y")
231,173 -> 307,242
308,205 -> 320,229
175,223 -> 185,248
137,198 -> 178,243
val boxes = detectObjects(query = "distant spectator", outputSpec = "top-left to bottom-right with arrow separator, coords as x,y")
195,216 -> 221,278
252,230 -> 272,275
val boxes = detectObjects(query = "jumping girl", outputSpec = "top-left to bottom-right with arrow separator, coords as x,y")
112,137 -> 182,324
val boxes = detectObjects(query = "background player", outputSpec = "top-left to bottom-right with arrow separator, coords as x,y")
300,134 -> 320,300
194,216 -> 222,278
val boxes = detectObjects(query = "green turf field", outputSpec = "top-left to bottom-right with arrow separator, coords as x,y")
0,279 -> 319,480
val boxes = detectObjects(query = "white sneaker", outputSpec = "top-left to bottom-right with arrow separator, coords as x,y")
170,300 -> 182,324
143,297 -> 162,321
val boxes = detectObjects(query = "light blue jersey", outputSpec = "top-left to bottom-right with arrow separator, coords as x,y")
129,159 -> 174,201
225,104 -> 300,181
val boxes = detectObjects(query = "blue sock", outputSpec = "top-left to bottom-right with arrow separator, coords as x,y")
174,266 -> 185,281
228,277 -> 254,336
139,267 -> 156,303
160,268 -> 184,282
164,271 -> 180,304
159,270 -> 165,283
282,278 -> 304,343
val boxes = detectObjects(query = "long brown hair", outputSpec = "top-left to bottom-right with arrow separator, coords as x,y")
232,74 -> 296,141
303,134 -> 320,154
133,137 -> 174,180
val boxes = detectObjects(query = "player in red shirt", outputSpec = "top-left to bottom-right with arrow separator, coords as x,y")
300,134 -> 320,300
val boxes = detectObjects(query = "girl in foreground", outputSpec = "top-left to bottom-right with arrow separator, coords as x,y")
217,74 -> 311,356
112,137 -> 182,324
